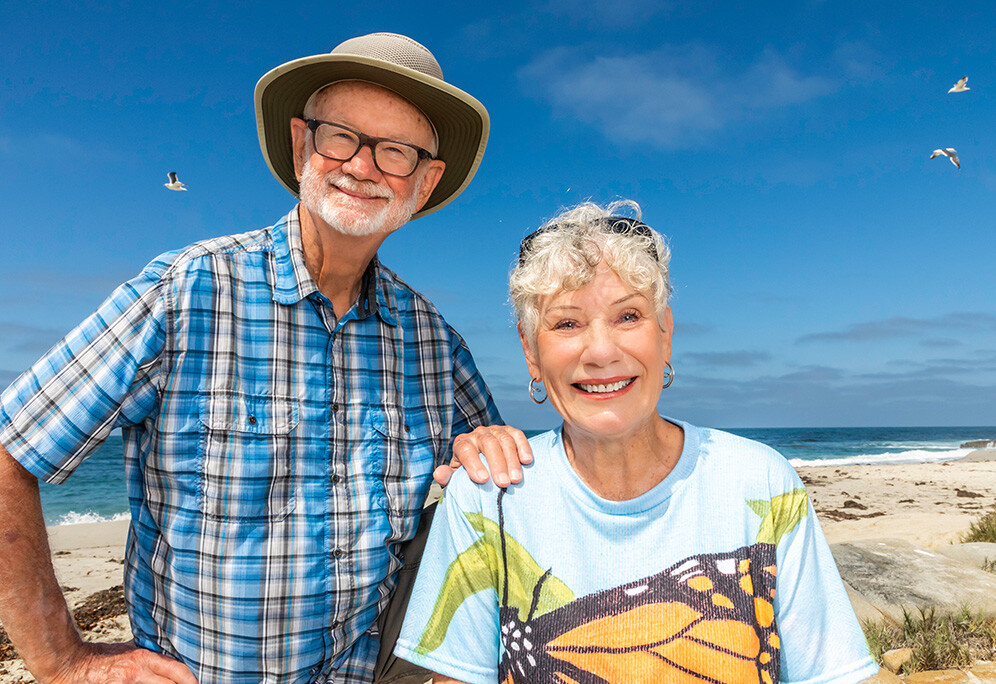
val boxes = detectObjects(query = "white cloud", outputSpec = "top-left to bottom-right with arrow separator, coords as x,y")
682,351 -> 772,367
797,313 -> 996,344
519,44 -> 837,147
0,128 -> 123,164
540,0 -> 670,28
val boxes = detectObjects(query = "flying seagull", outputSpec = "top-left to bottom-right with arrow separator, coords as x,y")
948,76 -> 969,93
930,148 -> 960,169
164,172 -> 188,191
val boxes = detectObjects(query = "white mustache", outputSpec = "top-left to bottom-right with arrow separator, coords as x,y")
326,171 -> 392,200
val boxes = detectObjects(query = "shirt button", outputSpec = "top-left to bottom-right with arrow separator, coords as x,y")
331,473 -> 342,484
333,547 -> 345,559
331,620 -> 342,628
332,403 -> 339,413
247,415 -> 257,425
404,424 -> 410,433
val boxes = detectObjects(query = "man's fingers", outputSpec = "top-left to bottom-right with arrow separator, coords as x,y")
450,434 -> 490,484
505,428 -> 533,482
147,653 -> 198,684
60,643 -> 198,684
432,463 -> 456,487
145,651 -> 198,684
443,427 -> 534,488
480,429 -> 521,487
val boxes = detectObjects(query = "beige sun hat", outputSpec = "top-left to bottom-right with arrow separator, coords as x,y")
254,32 -> 490,219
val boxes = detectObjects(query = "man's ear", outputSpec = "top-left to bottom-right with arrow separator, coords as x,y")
290,117 -> 309,181
518,322 -> 542,381
414,160 -> 446,212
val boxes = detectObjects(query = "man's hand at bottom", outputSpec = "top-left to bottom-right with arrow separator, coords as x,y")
51,641 -> 198,684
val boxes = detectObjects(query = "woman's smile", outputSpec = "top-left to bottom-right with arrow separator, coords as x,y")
572,376 -> 636,396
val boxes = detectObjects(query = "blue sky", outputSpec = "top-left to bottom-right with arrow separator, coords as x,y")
2,0 -> 995,429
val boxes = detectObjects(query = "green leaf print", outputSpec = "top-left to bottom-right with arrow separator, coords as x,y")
748,488 -> 809,546
415,511 -> 574,655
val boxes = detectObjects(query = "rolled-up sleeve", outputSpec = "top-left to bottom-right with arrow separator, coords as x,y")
0,263 -> 168,483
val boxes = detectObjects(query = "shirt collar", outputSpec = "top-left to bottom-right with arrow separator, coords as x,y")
270,206 -> 397,326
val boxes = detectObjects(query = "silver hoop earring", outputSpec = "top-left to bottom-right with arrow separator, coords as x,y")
662,361 -> 675,389
528,378 -> 547,404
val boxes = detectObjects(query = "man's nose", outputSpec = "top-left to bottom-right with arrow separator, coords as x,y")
340,144 -> 380,180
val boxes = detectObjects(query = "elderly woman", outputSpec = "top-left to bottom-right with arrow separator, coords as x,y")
393,202 -> 878,683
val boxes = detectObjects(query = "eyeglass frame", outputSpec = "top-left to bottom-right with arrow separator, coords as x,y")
518,216 -> 660,265
304,119 -> 436,178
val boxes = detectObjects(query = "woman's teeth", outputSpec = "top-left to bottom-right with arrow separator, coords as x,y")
577,378 -> 633,393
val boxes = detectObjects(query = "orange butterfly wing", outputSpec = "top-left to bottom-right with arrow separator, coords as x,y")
500,545 -> 779,684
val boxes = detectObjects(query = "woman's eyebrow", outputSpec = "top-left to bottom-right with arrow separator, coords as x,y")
612,293 -> 648,306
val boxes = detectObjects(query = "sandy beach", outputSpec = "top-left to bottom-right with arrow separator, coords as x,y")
2,451 -> 995,682
799,449 -> 996,549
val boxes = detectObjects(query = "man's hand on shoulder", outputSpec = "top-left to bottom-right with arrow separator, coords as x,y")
53,642 -> 198,684
433,426 -> 533,488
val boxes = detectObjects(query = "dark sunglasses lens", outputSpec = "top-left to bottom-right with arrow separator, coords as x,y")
518,217 -> 658,264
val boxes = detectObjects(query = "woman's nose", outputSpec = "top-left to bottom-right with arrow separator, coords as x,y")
579,323 -> 622,365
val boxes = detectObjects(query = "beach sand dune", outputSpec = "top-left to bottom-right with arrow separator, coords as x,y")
2,455 -> 995,681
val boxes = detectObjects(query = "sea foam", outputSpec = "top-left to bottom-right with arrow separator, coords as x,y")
789,447 -> 972,468
53,510 -> 131,526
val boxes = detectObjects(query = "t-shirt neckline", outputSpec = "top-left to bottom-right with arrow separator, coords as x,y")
548,417 -> 700,515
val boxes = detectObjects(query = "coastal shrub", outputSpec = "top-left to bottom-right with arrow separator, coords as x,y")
863,606 -> 996,673
962,503 -> 996,543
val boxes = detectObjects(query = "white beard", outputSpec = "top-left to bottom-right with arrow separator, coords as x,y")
298,159 -> 421,237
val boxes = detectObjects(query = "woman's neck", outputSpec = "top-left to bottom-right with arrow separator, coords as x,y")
562,416 -> 684,501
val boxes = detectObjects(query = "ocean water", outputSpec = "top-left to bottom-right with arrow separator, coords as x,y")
38,425 -> 996,526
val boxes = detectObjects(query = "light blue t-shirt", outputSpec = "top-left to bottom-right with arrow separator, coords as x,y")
395,421 -> 878,684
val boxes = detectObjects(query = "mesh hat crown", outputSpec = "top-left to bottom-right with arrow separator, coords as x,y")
255,33 -> 490,219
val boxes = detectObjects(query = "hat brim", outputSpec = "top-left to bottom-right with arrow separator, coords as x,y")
255,54 -> 489,219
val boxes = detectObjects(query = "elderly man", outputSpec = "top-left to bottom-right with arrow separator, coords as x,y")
0,33 -> 527,683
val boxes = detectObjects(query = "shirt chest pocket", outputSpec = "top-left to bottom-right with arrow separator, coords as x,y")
199,391 -> 299,522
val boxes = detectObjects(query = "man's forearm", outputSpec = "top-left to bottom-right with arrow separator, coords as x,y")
0,444 -> 85,680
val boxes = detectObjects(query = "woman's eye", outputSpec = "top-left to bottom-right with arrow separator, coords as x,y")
553,319 -> 577,330
620,311 -> 641,323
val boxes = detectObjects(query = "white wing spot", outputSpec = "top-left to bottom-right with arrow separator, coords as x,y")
716,558 -> 737,574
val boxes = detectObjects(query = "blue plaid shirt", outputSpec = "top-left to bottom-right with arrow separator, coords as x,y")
0,207 -> 501,683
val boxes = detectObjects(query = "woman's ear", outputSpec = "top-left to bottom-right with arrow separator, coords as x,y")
662,305 -> 674,361
518,322 -> 542,380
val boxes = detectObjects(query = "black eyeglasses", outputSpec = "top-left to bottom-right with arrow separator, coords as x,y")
305,119 -> 435,178
518,216 -> 659,264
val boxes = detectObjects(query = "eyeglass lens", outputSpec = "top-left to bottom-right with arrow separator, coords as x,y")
312,122 -> 421,177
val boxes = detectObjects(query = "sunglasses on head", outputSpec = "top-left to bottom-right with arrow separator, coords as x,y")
518,216 -> 659,265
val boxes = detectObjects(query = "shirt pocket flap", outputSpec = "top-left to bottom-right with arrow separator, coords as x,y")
200,391 -> 298,434
371,406 -> 441,444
